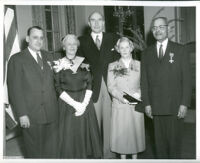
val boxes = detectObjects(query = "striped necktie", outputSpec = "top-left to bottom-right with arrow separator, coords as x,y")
36,52 -> 43,69
95,35 -> 101,50
159,44 -> 163,60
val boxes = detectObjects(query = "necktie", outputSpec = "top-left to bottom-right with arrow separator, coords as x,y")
36,52 -> 43,69
159,44 -> 163,60
95,35 -> 101,50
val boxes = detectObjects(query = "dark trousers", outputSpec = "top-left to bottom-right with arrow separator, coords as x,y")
22,121 -> 59,158
153,115 -> 184,159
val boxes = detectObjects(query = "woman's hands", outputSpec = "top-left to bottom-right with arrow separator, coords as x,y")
72,101 -> 86,117
74,90 -> 93,117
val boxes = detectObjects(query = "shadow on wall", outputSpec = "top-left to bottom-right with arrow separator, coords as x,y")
145,31 -> 156,46
20,39 -> 28,50
81,26 -> 91,36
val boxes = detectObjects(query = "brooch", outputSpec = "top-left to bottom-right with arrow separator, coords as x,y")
169,52 -> 174,63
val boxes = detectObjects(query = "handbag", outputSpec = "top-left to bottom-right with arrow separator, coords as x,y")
123,92 -> 144,113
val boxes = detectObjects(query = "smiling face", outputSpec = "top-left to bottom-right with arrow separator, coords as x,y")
88,12 -> 105,34
118,40 -> 133,59
63,35 -> 78,58
26,28 -> 44,52
152,18 -> 168,43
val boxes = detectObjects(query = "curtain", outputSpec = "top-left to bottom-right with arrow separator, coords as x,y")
65,6 -> 76,34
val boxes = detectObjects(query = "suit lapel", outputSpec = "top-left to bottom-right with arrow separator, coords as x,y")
151,44 -> 160,63
153,41 -> 172,63
88,35 -> 100,53
99,32 -> 107,52
24,48 -> 44,79
163,41 -> 172,62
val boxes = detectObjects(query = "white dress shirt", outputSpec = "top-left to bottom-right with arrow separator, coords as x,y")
156,38 -> 168,57
91,32 -> 103,44
28,47 -> 42,63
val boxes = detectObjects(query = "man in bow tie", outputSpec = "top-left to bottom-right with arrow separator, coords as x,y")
78,11 -> 120,158
141,17 -> 192,159
7,26 -> 59,158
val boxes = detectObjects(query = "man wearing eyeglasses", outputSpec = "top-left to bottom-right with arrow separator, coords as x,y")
141,17 -> 192,159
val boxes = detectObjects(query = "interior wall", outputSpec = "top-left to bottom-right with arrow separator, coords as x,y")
143,7 -> 176,45
15,5 -> 105,42
75,5 -> 104,36
180,7 -> 196,44
16,6 -> 33,49
74,6 -> 86,36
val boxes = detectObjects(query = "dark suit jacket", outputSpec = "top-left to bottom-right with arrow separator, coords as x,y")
78,33 -> 120,102
7,48 -> 58,124
141,41 -> 192,115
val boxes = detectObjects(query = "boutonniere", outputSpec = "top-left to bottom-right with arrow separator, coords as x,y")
111,48 -> 115,51
169,52 -> 174,63
111,64 -> 128,78
47,61 -> 53,69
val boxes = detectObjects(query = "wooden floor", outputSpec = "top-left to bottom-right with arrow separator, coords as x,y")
5,109 -> 196,159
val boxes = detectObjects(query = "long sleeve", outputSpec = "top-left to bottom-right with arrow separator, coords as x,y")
107,63 -> 124,101
7,55 -> 28,118
141,51 -> 150,106
180,45 -> 192,106
54,72 -> 63,96
86,71 -> 93,90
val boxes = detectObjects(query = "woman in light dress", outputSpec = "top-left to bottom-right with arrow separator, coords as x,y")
107,37 -> 145,159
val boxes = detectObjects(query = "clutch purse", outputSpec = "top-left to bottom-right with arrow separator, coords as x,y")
123,92 -> 144,113
123,92 -> 141,104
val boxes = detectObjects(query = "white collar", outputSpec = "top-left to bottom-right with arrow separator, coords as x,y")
156,38 -> 168,56
91,32 -> 103,42
157,38 -> 168,47
28,47 -> 42,61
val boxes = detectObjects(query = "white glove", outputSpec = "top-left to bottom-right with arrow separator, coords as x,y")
75,109 -> 85,116
73,102 -> 86,114
82,90 -> 93,108
60,91 -> 83,112
75,90 -> 92,116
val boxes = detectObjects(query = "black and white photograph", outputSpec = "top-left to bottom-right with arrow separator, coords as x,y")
1,0 -> 199,162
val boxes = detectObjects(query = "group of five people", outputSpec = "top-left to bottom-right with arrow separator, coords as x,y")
7,11 -> 191,159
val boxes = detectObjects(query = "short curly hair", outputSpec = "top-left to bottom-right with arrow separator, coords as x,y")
62,34 -> 80,47
115,37 -> 134,53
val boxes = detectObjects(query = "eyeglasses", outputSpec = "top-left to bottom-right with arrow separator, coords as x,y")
152,25 -> 168,31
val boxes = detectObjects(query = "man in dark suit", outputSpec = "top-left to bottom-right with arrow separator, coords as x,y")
78,12 -> 119,158
7,26 -> 59,158
141,17 -> 192,159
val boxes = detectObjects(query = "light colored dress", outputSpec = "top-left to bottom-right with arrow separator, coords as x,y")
107,58 -> 145,154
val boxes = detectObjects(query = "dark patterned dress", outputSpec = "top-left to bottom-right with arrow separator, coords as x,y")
54,64 -> 102,158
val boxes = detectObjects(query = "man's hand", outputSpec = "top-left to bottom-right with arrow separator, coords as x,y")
145,105 -> 153,119
19,115 -> 30,128
177,105 -> 188,119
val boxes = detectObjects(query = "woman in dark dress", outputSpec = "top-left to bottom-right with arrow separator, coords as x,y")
53,34 -> 102,158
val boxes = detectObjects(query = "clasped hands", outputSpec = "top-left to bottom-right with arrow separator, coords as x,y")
72,101 -> 88,116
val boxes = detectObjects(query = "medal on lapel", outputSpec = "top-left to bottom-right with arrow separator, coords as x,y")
169,52 -> 174,63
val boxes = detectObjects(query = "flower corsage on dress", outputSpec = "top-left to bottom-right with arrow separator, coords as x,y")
52,56 -> 90,73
